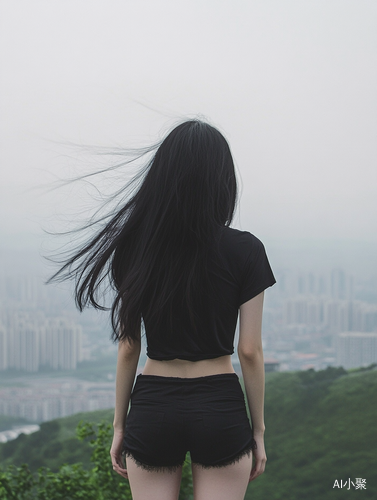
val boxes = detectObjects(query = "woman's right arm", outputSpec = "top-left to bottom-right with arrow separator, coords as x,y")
238,291 -> 267,482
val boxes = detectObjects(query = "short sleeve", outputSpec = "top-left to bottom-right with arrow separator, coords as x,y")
239,235 -> 276,306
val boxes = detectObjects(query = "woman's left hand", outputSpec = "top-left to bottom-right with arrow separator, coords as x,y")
110,429 -> 128,479
248,432 -> 267,482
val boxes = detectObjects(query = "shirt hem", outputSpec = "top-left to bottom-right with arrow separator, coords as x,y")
146,352 -> 234,362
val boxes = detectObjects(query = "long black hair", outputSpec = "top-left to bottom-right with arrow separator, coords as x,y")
49,119 -> 238,344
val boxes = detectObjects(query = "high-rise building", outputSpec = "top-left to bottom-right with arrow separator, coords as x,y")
42,318 -> 82,370
336,332 -> 377,369
283,298 -> 377,335
0,310 -> 82,372
331,268 -> 354,300
0,323 -> 7,370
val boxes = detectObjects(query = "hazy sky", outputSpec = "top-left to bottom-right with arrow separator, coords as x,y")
1,0 -> 376,265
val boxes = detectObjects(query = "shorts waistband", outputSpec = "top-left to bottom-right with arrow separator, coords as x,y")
136,372 -> 238,383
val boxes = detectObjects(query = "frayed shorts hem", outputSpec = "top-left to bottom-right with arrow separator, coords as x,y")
123,442 -> 255,473
123,449 -> 185,473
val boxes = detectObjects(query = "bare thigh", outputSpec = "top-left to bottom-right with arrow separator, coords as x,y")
192,452 -> 253,500
126,456 -> 183,500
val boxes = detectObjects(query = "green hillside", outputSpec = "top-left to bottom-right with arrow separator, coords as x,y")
1,366 -> 376,499
0,409 -> 114,472
245,366 -> 377,500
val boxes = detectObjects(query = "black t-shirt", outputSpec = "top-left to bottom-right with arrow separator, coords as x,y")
145,227 -> 276,361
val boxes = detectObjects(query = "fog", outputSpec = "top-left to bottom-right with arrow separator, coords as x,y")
0,0 -> 376,275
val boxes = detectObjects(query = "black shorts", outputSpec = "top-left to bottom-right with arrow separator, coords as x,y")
122,372 -> 256,472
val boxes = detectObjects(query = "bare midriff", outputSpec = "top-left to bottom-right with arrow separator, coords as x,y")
142,354 -> 235,378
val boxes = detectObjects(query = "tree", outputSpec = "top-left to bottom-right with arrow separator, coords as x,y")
0,421 -> 193,499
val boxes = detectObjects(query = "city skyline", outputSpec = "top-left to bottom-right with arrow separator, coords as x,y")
1,261 -> 376,428
1,263 -> 376,375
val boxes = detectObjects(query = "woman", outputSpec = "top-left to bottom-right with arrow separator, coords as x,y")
52,119 -> 275,499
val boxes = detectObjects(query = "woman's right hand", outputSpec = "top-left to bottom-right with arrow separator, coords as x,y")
249,432 -> 267,482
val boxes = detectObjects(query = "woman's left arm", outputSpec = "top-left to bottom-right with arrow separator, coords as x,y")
110,336 -> 141,478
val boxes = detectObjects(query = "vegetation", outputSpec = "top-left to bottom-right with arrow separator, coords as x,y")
1,365 -> 376,499
0,420 -> 193,500
245,365 -> 377,500
0,410 -> 114,472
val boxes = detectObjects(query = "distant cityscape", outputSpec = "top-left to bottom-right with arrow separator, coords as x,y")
0,311 -> 82,372
0,266 -> 376,429
0,378 -> 115,424
262,268 -> 377,371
